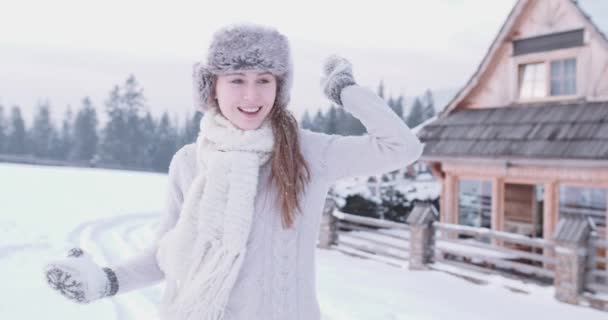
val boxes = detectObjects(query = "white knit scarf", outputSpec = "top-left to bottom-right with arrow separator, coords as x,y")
156,108 -> 275,320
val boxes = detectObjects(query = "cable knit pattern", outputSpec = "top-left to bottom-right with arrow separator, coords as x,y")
107,85 -> 423,320
272,206 -> 299,320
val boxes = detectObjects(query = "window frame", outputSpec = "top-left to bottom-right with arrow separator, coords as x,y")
517,57 -> 578,101
558,184 -> 607,229
549,58 -> 577,96
511,46 -> 582,103
456,178 -> 493,229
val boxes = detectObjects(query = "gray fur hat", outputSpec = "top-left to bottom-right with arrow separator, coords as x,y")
193,23 -> 293,112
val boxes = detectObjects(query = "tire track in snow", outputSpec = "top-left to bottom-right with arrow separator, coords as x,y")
69,213 -> 162,320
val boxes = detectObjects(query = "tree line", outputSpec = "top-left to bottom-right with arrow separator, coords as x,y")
0,75 -> 201,172
0,77 -> 437,173
300,81 -> 436,135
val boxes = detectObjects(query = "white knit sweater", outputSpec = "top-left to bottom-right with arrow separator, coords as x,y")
110,85 -> 423,320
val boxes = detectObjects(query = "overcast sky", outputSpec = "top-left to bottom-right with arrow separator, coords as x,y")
0,0 -> 518,124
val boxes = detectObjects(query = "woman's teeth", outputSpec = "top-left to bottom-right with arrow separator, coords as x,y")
238,106 -> 262,114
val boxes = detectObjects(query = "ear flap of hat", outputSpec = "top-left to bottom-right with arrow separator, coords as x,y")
192,62 -> 214,113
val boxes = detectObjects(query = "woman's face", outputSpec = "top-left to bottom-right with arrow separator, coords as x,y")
214,71 -> 277,130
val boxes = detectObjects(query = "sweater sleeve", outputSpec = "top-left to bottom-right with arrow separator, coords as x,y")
319,85 -> 423,182
109,148 -> 186,295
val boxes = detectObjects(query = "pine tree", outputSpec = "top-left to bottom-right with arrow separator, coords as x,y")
422,89 -> 436,121
311,109 -> 325,133
377,80 -> 385,99
0,105 -> 6,153
55,107 -> 74,160
325,105 -> 338,134
335,107 -> 349,134
406,97 -> 425,128
387,96 -> 395,110
151,111 -> 178,172
139,111 -> 157,168
71,97 -> 98,162
98,75 -> 148,167
392,95 -> 405,120
300,110 -> 313,130
30,101 -> 58,158
343,108 -> 366,135
124,75 -> 148,167
7,106 -> 27,155
98,86 -> 125,164
180,111 -> 203,145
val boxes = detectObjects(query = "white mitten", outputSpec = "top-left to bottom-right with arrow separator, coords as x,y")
44,248 -> 118,304
320,55 -> 357,106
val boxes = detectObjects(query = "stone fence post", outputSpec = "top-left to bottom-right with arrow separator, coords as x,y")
407,203 -> 438,270
318,196 -> 338,249
552,215 -> 593,304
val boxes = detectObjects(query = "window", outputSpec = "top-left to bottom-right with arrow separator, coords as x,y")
550,58 -> 576,96
519,62 -> 546,99
518,58 -> 577,100
458,180 -> 492,228
559,185 -> 606,228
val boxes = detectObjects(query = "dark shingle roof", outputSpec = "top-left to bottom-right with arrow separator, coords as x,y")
418,101 -> 608,160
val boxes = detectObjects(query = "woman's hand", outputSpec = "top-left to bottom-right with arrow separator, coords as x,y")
44,248 -> 118,304
320,55 -> 357,106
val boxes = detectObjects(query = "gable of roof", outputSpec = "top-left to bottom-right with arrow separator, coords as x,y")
440,0 -> 608,117
577,0 -> 608,40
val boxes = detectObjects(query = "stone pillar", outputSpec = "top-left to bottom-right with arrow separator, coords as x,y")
407,203 -> 438,270
552,215 -> 592,304
318,196 -> 338,249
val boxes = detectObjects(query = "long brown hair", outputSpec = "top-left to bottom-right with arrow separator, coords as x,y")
267,99 -> 311,229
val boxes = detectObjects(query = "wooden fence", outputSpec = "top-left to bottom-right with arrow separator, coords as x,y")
331,211 -> 410,267
321,205 -> 607,311
586,235 -> 608,295
434,222 -> 556,282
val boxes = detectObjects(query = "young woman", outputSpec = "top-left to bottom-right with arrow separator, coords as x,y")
44,23 -> 423,320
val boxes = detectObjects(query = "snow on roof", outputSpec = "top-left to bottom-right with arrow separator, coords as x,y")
411,115 -> 437,135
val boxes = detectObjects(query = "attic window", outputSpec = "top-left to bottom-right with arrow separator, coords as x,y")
518,62 -> 546,99
518,58 -> 577,100
550,58 -> 576,95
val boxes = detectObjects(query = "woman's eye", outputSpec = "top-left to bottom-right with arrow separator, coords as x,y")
257,78 -> 271,84
230,79 -> 244,84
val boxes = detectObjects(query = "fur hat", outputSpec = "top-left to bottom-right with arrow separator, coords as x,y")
193,23 -> 293,112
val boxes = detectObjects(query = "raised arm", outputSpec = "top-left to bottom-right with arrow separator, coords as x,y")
318,55 -> 423,182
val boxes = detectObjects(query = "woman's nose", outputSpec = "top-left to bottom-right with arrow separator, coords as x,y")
242,83 -> 259,101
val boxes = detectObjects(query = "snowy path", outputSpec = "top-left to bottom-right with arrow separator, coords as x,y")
0,212 -> 163,319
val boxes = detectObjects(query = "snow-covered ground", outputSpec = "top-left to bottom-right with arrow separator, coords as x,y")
1,162 -> 606,319
331,171 -> 441,206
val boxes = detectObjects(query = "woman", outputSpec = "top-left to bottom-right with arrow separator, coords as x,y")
44,23 -> 423,320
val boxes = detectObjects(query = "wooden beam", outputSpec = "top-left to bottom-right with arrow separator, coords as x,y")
543,181 -> 558,241
492,177 -> 505,232
443,162 -> 608,185
444,173 -> 458,224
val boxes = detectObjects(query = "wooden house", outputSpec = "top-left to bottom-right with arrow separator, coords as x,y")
417,0 -> 608,241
